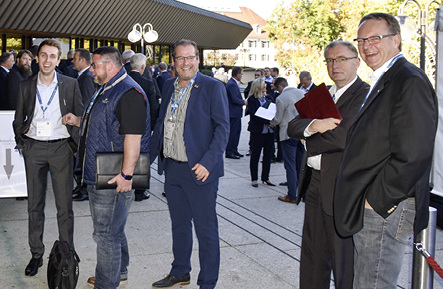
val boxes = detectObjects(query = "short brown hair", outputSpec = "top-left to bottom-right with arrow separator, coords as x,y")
38,39 -> 62,59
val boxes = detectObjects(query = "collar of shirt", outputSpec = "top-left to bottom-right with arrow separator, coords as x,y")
264,76 -> 273,82
368,53 -> 400,88
1,65 -> 9,73
37,71 -> 58,87
78,66 -> 90,77
329,76 -> 358,103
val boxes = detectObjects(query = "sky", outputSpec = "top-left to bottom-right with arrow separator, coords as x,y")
178,0 -> 288,20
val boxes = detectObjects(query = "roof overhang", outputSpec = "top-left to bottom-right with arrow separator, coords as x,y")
0,0 -> 252,50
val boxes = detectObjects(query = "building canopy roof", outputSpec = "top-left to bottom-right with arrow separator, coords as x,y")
0,0 -> 252,49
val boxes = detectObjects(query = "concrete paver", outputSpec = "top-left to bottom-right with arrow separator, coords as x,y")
1,118 -> 443,289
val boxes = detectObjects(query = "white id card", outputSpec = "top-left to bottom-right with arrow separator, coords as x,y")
164,121 -> 175,140
36,120 -> 52,137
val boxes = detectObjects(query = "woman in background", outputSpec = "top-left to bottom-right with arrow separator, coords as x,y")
247,78 -> 276,188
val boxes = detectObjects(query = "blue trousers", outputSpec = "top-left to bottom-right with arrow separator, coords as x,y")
88,186 -> 133,289
226,117 -> 241,155
164,159 -> 220,289
280,139 -> 299,200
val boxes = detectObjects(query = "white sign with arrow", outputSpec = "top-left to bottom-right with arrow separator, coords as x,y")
0,111 -> 27,198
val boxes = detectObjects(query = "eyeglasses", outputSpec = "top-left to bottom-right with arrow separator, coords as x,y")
174,56 -> 196,62
90,61 -> 109,69
353,34 -> 396,46
324,57 -> 357,64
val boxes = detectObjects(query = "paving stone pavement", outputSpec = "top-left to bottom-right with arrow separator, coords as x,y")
1,117 -> 443,289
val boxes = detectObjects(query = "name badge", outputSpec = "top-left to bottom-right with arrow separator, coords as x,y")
164,120 -> 175,140
36,120 -> 52,137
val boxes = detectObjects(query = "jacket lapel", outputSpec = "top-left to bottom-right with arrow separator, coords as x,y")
354,58 -> 407,120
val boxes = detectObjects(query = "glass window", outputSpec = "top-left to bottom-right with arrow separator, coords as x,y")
6,37 -> 22,54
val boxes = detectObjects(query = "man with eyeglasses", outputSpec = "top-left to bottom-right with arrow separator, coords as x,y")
334,13 -> 437,288
287,40 -> 369,289
150,39 -> 229,289
64,46 -> 151,289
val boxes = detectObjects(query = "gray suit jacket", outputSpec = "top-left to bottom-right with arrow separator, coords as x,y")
13,73 -> 83,150
270,86 -> 305,141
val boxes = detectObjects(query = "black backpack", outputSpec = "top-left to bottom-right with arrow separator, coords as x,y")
47,240 -> 80,289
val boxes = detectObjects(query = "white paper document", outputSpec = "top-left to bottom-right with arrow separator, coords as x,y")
254,103 -> 276,120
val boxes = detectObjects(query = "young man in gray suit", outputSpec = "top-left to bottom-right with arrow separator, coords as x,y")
13,39 -> 83,277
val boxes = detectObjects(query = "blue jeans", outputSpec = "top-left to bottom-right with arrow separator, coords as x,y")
280,139 -> 299,200
88,185 -> 133,289
353,198 -> 415,289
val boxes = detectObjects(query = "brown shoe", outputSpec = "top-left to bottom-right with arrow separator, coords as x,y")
87,276 -> 127,286
278,195 -> 296,203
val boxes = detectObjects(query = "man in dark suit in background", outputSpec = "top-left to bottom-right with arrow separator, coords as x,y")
13,39 -> 83,277
71,48 -> 97,202
243,68 -> 263,99
334,13 -> 437,288
225,66 -> 246,159
156,62 -> 170,94
122,49 -> 135,73
150,39 -> 229,289
288,40 -> 369,289
72,48 -> 96,105
297,71 -> 316,93
129,52 -> 160,202
0,52 -> 14,109
6,49 -> 33,110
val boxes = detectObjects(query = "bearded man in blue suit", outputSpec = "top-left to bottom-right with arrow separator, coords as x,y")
150,39 -> 229,289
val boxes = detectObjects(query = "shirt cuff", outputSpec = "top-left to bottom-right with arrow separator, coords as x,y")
304,119 -> 317,137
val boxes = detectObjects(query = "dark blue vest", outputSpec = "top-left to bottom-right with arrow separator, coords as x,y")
83,68 -> 150,185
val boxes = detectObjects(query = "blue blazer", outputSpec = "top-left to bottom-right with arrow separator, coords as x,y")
226,77 -> 244,119
150,72 -> 230,185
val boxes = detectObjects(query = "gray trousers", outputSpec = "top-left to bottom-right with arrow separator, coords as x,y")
22,138 -> 74,258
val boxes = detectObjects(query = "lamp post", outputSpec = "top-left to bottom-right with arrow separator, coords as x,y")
127,23 -> 158,55
397,0 -> 441,72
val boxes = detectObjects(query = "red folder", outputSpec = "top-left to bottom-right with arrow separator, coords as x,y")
295,83 -> 342,120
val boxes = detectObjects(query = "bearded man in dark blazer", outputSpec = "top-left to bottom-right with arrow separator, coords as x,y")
334,13 -> 437,288
288,40 -> 369,289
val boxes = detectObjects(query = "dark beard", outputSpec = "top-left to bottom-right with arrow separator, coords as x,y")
18,65 -> 32,77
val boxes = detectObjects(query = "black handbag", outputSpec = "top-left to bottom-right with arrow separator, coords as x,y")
95,152 -> 150,190
47,240 -> 80,289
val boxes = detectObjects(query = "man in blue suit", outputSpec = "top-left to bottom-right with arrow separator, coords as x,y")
150,39 -> 229,289
225,66 -> 246,159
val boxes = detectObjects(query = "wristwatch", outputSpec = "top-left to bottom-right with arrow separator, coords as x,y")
121,172 -> 133,181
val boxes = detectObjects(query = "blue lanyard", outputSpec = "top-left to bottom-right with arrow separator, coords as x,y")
360,54 -> 404,110
36,82 -> 58,117
86,86 -> 104,114
170,75 -> 197,116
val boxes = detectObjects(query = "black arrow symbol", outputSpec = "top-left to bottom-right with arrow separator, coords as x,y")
4,148 -> 14,179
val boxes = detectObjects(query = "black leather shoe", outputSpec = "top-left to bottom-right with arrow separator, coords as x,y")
73,193 -> 89,201
25,257 -> 43,276
262,180 -> 276,186
135,191 -> 150,202
152,273 -> 190,287
225,154 -> 240,159
279,182 -> 288,186
234,152 -> 244,157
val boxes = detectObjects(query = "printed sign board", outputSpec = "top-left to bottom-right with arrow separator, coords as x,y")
0,111 -> 27,198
